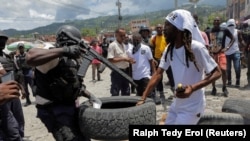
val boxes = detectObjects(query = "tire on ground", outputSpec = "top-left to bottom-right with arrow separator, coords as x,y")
78,96 -> 156,140
198,112 -> 244,125
222,98 -> 250,124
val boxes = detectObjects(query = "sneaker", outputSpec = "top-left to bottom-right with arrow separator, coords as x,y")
235,80 -> 240,88
164,81 -> 170,86
167,95 -> 174,100
243,84 -> 250,89
222,86 -> 228,97
211,87 -> 217,96
151,94 -> 161,105
160,94 -> 166,104
24,102 -> 31,107
170,87 -> 175,94
131,87 -> 136,94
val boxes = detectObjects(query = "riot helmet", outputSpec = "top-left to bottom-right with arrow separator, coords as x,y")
0,31 -> 8,39
0,31 -> 8,47
55,25 -> 81,47
139,25 -> 150,34
17,43 -> 25,48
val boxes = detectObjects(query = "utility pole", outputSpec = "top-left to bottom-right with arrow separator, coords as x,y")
175,0 -> 178,9
189,0 -> 199,14
116,0 -> 122,28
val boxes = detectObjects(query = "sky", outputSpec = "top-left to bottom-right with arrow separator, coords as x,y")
0,0 -> 226,30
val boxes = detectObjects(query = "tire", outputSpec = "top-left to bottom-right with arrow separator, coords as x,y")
198,112 -> 244,125
222,98 -> 250,124
78,96 -> 156,140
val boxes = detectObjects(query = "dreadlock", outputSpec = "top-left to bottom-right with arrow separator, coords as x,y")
164,42 -> 174,62
164,29 -> 200,72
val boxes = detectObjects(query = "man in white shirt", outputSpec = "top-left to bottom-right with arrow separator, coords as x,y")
137,9 -> 221,124
127,33 -> 156,97
107,28 -> 135,96
225,19 -> 246,87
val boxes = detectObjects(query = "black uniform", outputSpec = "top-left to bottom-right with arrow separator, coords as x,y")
15,52 -> 34,105
33,25 -> 90,141
35,57 -> 90,141
0,54 -> 25,141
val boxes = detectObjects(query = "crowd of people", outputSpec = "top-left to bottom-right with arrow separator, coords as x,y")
0,8 -> 250,140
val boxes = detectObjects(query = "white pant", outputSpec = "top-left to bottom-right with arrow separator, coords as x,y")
165,105 -> 202,125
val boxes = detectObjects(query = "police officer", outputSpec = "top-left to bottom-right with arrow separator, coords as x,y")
14,43 -> 34,106
0,31 -> 25,141
139,25 -> 151,46
25,25 -> 90,141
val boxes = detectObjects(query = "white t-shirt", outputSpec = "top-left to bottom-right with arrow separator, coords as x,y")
225,28 -> 240,55
127,44 -> 153,80
159,40 -> 217,114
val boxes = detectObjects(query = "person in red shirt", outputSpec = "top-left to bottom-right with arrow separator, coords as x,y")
91,39 -> 103,81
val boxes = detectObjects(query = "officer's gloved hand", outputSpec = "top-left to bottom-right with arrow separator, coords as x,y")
62,45 -> 81,58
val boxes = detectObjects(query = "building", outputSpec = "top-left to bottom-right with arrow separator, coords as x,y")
129,19 -> 150,33
226,0 -> 250,22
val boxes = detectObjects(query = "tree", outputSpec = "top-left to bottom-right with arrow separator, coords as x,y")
81,28 -> 97,37
206,12 -> 227,28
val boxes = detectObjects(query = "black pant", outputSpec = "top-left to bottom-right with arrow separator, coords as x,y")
0,99 -> 24,141
23,75 -> 34,103
36,104 -> 90,141
110,68 -> 130,96
134,77 -> 150,96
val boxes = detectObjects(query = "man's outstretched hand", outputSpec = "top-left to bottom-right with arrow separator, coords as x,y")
0,80 -> 21,105
136,99 -> 145,106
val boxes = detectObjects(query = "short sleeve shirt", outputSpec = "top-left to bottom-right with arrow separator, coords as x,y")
209,27 -> 232,49
128,44 -> 153,80
92,45 -> 102,64
159,40 -> 217,114
107,40 -> 129,69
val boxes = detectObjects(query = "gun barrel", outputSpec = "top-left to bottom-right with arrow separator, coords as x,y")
85,47 -> 137,87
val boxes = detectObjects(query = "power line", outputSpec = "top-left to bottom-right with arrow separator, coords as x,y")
39,0 -> 106,15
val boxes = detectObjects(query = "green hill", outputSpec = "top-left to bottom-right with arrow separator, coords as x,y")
3,5 -> 225,37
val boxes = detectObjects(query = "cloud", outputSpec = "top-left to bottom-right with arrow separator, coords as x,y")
29,9 -> 55,20
0,0 -> 226,30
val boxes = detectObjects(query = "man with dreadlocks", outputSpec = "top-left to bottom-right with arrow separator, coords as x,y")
136,9 -> 221,124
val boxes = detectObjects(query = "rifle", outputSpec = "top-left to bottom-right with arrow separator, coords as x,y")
59,30 -> 137,87
57,30 -> 137,108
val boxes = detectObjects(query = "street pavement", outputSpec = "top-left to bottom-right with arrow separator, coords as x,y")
21,66 -> 250,141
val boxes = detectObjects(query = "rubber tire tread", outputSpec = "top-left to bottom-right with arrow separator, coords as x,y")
198,112 -> 244,125
222,98 -> 250,124
78,96 -> 156,140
